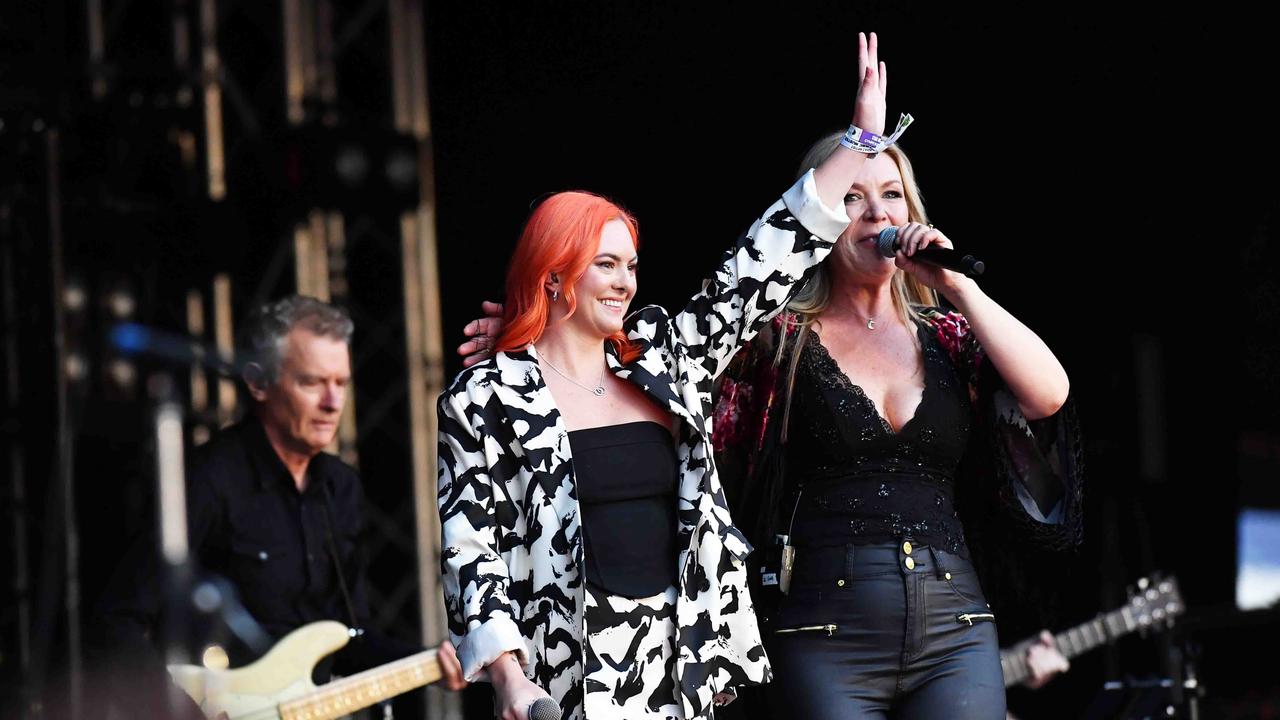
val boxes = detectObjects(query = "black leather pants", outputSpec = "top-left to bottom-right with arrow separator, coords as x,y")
765,541 -> 1006,719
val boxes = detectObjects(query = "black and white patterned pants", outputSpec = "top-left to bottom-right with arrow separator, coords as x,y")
583,582 -> 683,719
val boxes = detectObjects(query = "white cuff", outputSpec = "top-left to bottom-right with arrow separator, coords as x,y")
457,615 -> 529,683
782,169 -> 851,243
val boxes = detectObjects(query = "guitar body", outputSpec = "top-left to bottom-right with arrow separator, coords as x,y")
168,621 -> 351,720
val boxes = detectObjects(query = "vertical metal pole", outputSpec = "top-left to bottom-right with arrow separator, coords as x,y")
152,379 -> 194,718
325,213 -> 359,467
86,0 -> 106,98
307,210 -> 331,302
186,290 -> 211,446
316,0 -> 339,123
282,0 -> 307,125
212,274 -> 236,426
200,0 -> 226,200
47,128 -> 83,720
2,208 -> 33,718
173,0 -> 192,69
391,1 -> 455,717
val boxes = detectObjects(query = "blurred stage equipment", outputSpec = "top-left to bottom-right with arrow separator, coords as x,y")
2,1 -> 452,718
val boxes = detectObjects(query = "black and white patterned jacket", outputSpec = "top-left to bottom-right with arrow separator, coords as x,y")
436,172 -> 848,719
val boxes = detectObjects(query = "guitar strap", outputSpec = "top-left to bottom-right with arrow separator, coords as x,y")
320,481 -> 365,638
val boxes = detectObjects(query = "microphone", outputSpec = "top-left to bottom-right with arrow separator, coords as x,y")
528,697 -> 562,720
110,322 -> 248,375
876,227 -> 985,277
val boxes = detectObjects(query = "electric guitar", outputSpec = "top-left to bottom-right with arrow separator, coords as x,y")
1001,575 -> 1184,688
168,621 -> 443,720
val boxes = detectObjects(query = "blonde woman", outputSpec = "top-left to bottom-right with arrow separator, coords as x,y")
711,134 -> 1082,718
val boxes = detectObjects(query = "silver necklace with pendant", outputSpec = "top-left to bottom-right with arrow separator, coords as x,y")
538,350 -> 607,396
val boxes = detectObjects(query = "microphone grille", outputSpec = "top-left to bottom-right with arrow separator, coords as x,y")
875,227 -> 898,259
528,697 -> 563,720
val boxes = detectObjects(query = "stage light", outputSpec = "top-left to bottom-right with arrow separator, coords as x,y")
106,289 -> 136,319
385,147 -> 417,191
65,353 -> 88,382
64,280 -> 87,312
107,358 -> 137,389
334,145 -> 370,188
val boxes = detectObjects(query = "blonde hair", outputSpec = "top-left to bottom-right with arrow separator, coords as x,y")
774,134 -> 939,434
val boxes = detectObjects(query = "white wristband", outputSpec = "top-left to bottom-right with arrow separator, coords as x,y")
838,113 -> 915,157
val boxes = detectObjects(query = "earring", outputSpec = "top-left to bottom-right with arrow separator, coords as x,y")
551,290 -> 559,302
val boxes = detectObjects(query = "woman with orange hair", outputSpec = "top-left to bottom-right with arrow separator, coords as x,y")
436,34 -> 899,720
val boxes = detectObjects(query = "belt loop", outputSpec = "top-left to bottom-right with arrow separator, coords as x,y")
926,545 -> 947,580
844,543 -> 856,584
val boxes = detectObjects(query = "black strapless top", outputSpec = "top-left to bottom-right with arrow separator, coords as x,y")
785,323 -> 973,555
569,421 -> 679,598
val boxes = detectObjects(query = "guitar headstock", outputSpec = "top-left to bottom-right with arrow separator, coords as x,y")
1126,575 -> 1185,634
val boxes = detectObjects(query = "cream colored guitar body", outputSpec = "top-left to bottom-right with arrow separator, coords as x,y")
168,621 -> 442,720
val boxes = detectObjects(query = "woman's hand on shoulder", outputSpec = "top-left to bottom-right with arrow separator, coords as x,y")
891,222 -> 975,298
457,301 -> 505,368
852,31 -> 888,136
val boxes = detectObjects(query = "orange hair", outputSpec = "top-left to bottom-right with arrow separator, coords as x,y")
495,191 -> 642,363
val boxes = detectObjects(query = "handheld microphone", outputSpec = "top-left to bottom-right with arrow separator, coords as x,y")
528,697 -> 562,720
876,227 -> 985,277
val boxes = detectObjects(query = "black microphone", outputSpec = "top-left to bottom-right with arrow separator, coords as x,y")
528,697 -> 562,720
876,227 -> 985,277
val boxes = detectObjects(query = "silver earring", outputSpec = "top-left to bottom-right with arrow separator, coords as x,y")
551,290 -> 559,302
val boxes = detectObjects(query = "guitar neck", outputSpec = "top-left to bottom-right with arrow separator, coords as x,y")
1000,607 -> 1133,688
278,648 -> 441,720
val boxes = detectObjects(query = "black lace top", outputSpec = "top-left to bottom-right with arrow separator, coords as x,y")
784,323 -> 974,555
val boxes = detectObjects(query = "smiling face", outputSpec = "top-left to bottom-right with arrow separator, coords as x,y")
558,218 -> 637,339
831,154 -> 911,281
250,327 -> 350,458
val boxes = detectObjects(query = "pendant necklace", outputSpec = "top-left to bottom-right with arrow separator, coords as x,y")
538,349 -> 607,397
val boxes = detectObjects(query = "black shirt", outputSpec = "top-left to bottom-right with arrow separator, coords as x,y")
93,417 -> 418,685
569,421 -> 679,598
784,324 -> 973,556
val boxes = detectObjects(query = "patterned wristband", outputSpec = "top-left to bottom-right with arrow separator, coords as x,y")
838,113 -> 915,157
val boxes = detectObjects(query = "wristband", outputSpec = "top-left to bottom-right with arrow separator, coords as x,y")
838,113 -> 915,157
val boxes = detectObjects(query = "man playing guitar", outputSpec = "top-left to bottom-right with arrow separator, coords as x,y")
91,296 -> 465,718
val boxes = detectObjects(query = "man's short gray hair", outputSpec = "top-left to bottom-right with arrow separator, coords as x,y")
242,295 -> 354,383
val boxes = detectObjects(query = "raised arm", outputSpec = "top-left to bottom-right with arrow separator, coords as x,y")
665,32 -> 902,382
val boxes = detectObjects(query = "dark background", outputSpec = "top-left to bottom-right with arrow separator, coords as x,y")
3,1 -> 1278,718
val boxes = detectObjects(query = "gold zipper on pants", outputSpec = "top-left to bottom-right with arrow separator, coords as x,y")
775,624 -> 838,636
955,612 -> 996,626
